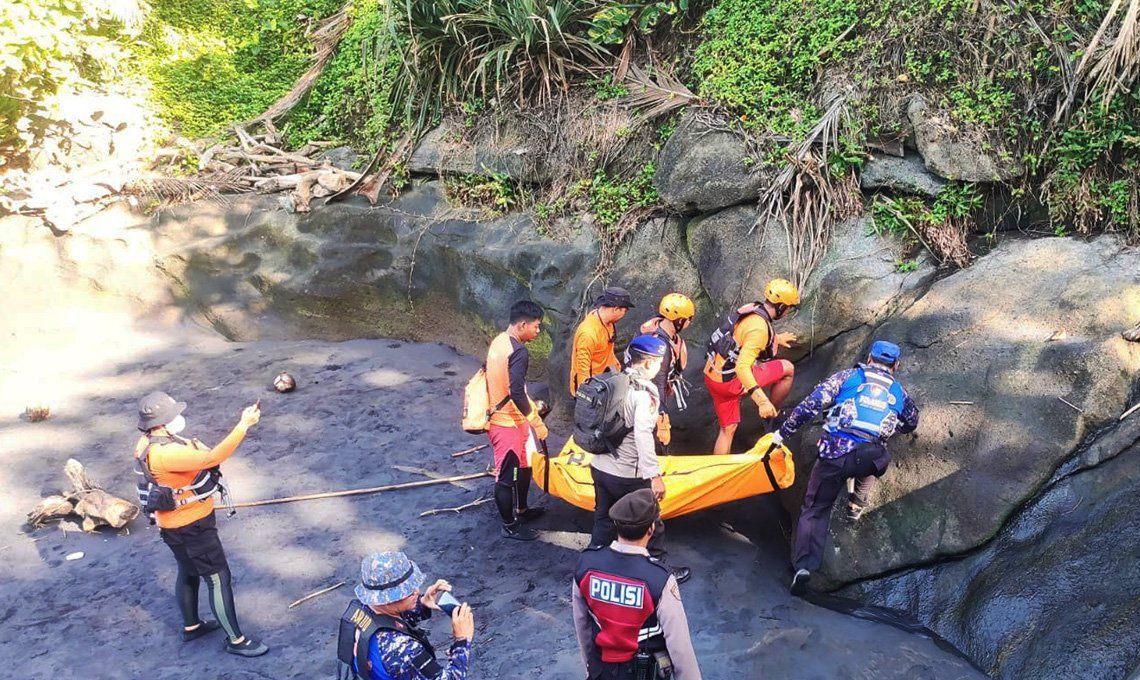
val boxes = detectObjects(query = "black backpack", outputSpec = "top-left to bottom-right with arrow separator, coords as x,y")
573,368 -> 642,455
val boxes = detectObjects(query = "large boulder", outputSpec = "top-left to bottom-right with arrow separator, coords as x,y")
409,123 -> 549,184
860,151 -> 947,198
686,205 -> 934,352
908,97 -> 1024,182
653,113 -> 767,213
808,236 -> 1140,587
153,180 -> 598,377
842,415 -> 1140,679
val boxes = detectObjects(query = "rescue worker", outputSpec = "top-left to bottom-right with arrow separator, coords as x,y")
774,341 -> 919,596
703,279 -> 800,455
637,293 -> 695,451
570,286 -> 635,396
486,300 -> 548,541
133,391 -> 268,656
589,334 -> 690,583
337,551 -> 473,680
573,489 -> 702,680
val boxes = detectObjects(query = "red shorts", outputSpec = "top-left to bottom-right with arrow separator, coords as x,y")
488,423 -> 531,479
705,360 -> 787,427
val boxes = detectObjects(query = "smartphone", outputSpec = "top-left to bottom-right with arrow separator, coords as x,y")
437,592 -> 460,617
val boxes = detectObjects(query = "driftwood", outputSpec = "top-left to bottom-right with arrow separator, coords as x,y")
25,459 -> 140,531
288,580 -> 347,609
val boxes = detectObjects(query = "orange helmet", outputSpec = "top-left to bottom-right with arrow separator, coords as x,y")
764,279 -> 800,306
659,293 -> 695,322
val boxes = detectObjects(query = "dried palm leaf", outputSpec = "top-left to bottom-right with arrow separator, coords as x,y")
620,62 -> 697,126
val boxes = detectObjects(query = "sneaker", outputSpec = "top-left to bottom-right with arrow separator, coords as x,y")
790,569 -> 811,596
516,506 -> 546,523
501,522 -> 538,541
225,637 -> 269,657
846,503 -> 866,522
671,566 -> 692,584
181,620 -> 221,642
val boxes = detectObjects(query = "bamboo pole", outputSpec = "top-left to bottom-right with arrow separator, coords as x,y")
221,472 -> 492,510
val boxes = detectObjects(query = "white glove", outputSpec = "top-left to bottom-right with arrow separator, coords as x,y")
771,432 -> 784,447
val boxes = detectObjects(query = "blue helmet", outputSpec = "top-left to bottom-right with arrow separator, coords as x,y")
869,340 -> 901,364
627,334 -> 667,359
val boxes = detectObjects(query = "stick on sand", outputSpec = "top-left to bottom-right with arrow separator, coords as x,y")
450,444 -> 488,458
288,580 -> 347,609
1121,402 -> 1140,421
419,497 -> 492,517
221,472 -> 493,509
1057,396 -> 1084,413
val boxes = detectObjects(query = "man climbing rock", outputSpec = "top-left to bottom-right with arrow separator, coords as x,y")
570,286 -> 635,396
638,293 -> 696,451
588,334 -> 690,584
133,391 -> 269,656
337,551 -> 473,680
775,340 -> 919,596
703,279 -> 800,455
573,489 -> 702,680
485,300 -> 548,541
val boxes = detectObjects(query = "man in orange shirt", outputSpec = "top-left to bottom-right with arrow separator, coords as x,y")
569,286 -> 635,396
703,279 -> 800,455
133,391 -> 269,657
486,300 -> 549,541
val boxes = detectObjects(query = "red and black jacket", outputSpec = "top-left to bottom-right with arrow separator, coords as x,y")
575,545 -> 671,664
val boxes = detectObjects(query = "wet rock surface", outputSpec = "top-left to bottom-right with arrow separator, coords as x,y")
796,236 -> 1140,587
843,416 -> 1140,680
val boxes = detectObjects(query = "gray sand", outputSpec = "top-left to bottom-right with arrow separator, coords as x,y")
0,315 -> 983,679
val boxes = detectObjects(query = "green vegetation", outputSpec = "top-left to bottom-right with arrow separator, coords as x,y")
1,0 -> 140,163
138,0 -> 344,138
586,162 -> 659,228
443,171 -> 521,215
285,0 -> 402,150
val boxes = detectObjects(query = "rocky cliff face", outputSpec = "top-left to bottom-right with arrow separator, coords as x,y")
6,107 -> 1139,677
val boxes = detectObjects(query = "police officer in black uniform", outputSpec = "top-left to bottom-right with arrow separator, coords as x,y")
572,489 -> 702,680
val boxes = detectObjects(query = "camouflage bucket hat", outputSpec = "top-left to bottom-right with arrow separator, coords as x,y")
355,551 -> 426,606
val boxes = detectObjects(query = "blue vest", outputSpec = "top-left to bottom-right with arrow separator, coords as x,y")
823,367 -> 905,441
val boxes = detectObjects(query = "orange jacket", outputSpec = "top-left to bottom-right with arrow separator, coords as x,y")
703,309 -> 775,390
569,311 -> 619,395
135,425 -> 248,529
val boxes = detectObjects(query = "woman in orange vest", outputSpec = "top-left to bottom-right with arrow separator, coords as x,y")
133,391 -> 268,657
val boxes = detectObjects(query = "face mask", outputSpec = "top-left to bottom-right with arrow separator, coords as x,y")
166,415 -> 186,435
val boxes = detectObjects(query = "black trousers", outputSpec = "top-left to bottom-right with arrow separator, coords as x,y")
792,442 -> 889,572
589,467 -> 666,559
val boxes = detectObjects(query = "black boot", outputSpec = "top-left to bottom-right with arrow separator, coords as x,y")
501,521 -> 538,541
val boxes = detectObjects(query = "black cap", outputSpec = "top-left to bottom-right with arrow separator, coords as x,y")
137,391 -> 186,432
609,488 -> 660,526
596,286 -> 635,309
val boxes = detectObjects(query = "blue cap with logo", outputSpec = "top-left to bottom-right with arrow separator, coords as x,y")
869,340 -> 901,364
